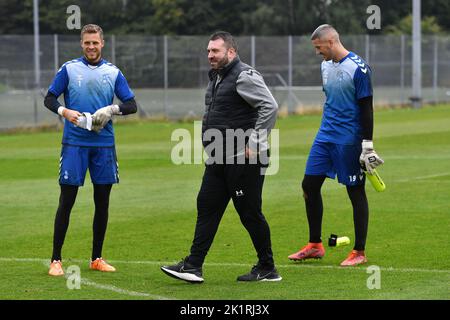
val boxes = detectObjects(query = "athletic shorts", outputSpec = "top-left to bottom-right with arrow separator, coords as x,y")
305,140 -> 365,186
59,145 -> 119,186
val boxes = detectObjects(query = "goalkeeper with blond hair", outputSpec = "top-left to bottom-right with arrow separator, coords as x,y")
44,24 -> 137,276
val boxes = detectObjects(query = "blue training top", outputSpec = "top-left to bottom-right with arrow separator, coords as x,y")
315,52 -> 372,145
48,56 -> 134,147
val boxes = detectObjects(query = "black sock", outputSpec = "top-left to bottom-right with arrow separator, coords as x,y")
91,184 -> 112,261
346,184 -> 369,251
51,185 -> 79,261
302,175 -> 326,243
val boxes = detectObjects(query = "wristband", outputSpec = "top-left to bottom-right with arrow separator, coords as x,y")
57,106 -> 66,117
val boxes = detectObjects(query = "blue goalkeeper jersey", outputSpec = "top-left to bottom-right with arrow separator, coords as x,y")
48,56 -> 134,147
315,52 -> 372,145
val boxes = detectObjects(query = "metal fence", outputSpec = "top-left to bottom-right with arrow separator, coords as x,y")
1,34 -> 450,129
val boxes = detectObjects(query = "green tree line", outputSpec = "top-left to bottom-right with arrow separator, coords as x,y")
0,0 -> 448,35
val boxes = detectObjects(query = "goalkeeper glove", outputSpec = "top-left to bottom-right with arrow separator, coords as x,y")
92,104 -> 121,129
75,112 -> 93,131
359,140 -> 384,174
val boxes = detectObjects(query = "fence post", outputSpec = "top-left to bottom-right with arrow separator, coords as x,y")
251,35 -> 256,67
400,34 -> 405,104
365,34 -> 370,64
411,0 -> 422,108
54,34 -> 59,74
164,35 -> 168,117
33,0 -> 40,125
288,35 -> 293,113
433,35 -> 438,102
111,34 -> 116,65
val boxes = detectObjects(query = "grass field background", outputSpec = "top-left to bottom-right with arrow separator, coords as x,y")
2,86 -> 450,128
0,105 -> 449,300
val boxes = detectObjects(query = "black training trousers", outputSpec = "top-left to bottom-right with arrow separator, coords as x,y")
51,184 -> 112,262
188,163 -> 274,268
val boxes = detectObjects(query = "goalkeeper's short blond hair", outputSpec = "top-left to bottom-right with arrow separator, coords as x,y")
81,24 -> 104,40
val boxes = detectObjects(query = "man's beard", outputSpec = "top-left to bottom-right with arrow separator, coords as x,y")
212,55 -> 230,69
84,51 -> 101,63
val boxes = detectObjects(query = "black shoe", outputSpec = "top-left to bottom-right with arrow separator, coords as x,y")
160,257 -> 204,283
237,264 -> 282,282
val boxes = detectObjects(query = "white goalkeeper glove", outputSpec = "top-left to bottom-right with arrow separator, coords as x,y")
75,112 -> 93,131
92,104 -> 121,129
359,140 -> 384,174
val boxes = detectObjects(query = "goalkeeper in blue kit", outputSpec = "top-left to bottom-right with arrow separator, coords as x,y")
44,24 -> 137,276
288,25 -> 384,266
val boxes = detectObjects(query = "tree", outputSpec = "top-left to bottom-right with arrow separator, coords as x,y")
0,0 -> 449,36
0,0 -> 33,34
384,14 -> 444,35
422,0 -> 450,31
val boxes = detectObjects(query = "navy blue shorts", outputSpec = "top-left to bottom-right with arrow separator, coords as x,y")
305,140 -> 365,186
59,145 -> 119,186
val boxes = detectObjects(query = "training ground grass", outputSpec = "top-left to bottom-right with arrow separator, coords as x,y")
0,104 -> 449,300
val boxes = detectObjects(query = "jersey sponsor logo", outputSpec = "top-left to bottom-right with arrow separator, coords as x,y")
76,74 -> 83,87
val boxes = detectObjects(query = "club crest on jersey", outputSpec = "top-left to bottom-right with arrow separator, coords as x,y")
102,74 -> 111,84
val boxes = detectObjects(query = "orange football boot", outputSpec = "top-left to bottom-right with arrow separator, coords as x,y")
340,250 -> 367,266
48,260 -> 64,276
288,242 -> 325,261
89,258 -> 116,272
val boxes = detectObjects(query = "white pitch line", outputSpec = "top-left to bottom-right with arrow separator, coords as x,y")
33,259 -> 173,300
79,278 -> 173,300
1,257 -> 448,275
109,260 -> 450,274
396,173 -> 450,182
204,262 -> 450,274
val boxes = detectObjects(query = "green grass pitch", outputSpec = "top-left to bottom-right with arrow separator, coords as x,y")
0,104 -> 449,300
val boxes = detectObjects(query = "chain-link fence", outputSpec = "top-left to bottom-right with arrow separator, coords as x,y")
1,34 -> 450,129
